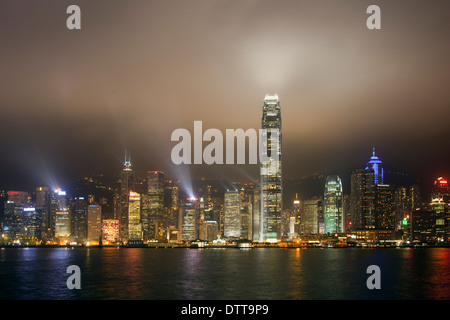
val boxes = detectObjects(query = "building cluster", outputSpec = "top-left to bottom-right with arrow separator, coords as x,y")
286,154 -> 450,246
0,95 -> 448,247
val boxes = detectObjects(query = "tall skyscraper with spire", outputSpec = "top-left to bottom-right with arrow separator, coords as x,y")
119,149 -> 135,242
260,94 -> 282,242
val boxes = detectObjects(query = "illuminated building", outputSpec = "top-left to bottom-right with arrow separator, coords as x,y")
293,194 -> 301,235
119,150 -> 135,242
365,147 -> 384,185
351,168 -> 376,230
430,177 -> 449,241
411,209 -> 446,243
431,177 -> 449,203
87,205 -> 102,243
180,197 -> 198,241
22,207 -> 41,241
71,197 -> 87,244
224,190 -> 241,239
260,94 -> 282,242
199,220 -> 219,242
55,211 -> 70,239
302,197 -> 322,234
323,175 -> 343,234
128,192 -> 142,241
49,188 -> 69,240
239,185 -> 254,240
252,188 -> 261,242
144,171 -> 165,241
2,191 -> 29,241
35,187 -> 50,241
375,184 -> 395,230
102,220 -> 119,243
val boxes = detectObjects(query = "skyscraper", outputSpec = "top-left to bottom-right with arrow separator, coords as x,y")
260,94 -> 282,242
87,204 -> 102,243
180,197 -> 198,241
302,197 -> 322,235
323,175 -> 344,234
224,190 -> 241,239
144,171 -> 165,241
365,147 -> 384,185
351,168 -> 376,230
119,150 -> 135,242
128,192 -> 142,241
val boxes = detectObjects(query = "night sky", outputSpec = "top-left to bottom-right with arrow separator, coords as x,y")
0,0 -> 449,194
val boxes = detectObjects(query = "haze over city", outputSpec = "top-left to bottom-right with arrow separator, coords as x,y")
0,0 -> 448,193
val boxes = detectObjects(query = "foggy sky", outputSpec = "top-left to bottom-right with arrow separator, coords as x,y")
0,0 -> 449,191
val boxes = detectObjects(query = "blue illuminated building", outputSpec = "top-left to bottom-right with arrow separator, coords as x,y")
365,147 -> 384,185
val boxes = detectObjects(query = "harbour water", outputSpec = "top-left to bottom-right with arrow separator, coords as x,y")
0,247 -> 449,300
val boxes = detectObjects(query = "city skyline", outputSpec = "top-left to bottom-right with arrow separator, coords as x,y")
0,0 -> 449,192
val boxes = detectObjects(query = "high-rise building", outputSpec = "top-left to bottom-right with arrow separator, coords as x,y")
293,194 -> 301,234
252,188 -> 261,242
375,184 -> 395,230
128,192 -> 142,241
55,211 -> 70,240
119,150 -> 135,241
302,197 -> 322,234
323,175 -> 344,234
432,177 -> 449,203
144,171 -> 165,241
365,147 -> 384,185
350,168 -> 376,230
224,190 -> 241,239
180,197 -> 198,241
260,94 -> 282,242
102,219 -> 119,244
71,197 -> 87,244
87,204 -> 102,243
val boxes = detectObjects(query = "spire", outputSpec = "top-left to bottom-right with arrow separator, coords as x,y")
124,149 -> 132,168
372,145 -> 376,157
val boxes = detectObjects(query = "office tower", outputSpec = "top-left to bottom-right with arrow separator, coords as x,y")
55,211 -> 70,240
35,187 -> 50,241
87,204 -> 102,243
119,150 -> 135,241
394,187 -> 408,231
350,168 -> 376,230
239,185 -> 254,240
365,147 -> 384,185
432,177 -> 449,203
430,177 -> 448,240
144,171 -> 165,241
199,220 -> 219,242
102,220 -> 119,243
165,182 -> 180,235
224,190 -> 241,239
302,197 -> 323,234
128,192 -> 142,241
180,197 -> 198,241
260,94 -> 282,242
375,184 -> 395,230
252,188 -> 261,241
3,191 -> 29,242
323,175 -> 344,234
71,196 -> 87,244
293,194 -> 301,234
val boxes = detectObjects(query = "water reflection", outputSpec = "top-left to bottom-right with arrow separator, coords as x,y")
0,247 -> 449,300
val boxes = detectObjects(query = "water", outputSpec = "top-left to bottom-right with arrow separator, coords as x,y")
0,247 -> 449,300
